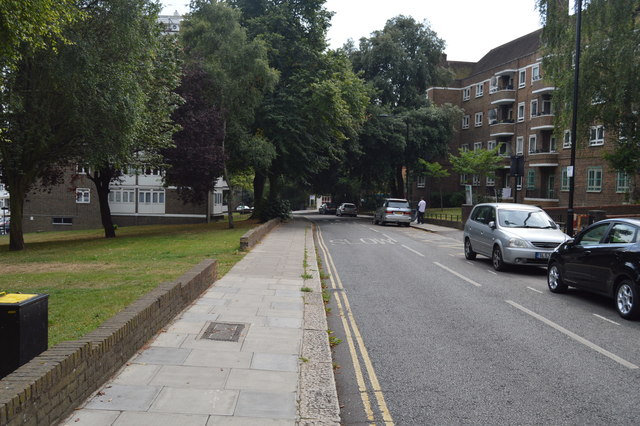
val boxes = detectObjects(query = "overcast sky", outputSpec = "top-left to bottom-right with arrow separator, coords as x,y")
161,0 -> 543,62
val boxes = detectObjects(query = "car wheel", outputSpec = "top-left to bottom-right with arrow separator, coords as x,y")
615,280 -> 640,320
547,262 -> 567,293
464,238 -> 476,260
492,245 -> 506,271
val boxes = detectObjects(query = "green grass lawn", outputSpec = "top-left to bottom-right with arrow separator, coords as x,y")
425,207 -> 462,221
0,216 -> 258,346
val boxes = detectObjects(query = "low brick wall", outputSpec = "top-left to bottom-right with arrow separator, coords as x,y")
0,259 -> 217,426
240,218 -> 281,250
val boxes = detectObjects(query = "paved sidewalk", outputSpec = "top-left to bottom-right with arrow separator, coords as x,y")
63,218 -> 338,425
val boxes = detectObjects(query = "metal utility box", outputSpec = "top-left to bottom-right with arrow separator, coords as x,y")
0,293 -> 49,379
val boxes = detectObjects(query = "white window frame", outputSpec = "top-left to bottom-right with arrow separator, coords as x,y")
531,64 -> 541,82
550,136 -> 557,152
586,167 -> 603,192
475,112 -> 483,127
589,125 -> 605,146
563,130 -> 572,148
474,142 -> 483,151
527,169 -> 536,190
472,174 -> 481,186
616,171 -> 629,193
516,136 -> 524,155
460,173 -> 467,185
461,144 -> 469,152
530,99 -> 538,118
108,188 -> 136,203
475,82 -> 484,97
76,188 -> 90,204
462,115 -> 470,129
487,140 -> 497,150
517,102 -> 525,122
486,176 -> 495,186
561,167 -> 570,191
76,165 -> 89,175
518,69 -> 526,88
528,134 -> 537,154
417,175 -> 426,188
462,87 -> 471,101
138,189 -> 166,204
516,175 -> 522,190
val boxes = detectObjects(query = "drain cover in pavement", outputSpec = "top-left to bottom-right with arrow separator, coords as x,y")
201,322 -> 245,342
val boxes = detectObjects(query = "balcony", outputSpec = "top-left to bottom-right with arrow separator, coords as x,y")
530,113 -> 554,130
528,150 -> 559,166
490,88 -> 516,105
489,120 -> 515,137
531,79 -> 555,94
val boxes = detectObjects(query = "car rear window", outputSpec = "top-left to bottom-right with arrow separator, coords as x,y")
388,201 -> 409,208
343,203 -> 355,208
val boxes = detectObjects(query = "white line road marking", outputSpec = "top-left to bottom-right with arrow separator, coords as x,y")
382,234 -> 397,242
434,262 -> 482,287
466,261 -> 474,266
593,314 -> 620,326
527,286 -> 543,294
506,300 -> 638,369
487,270 -> 497,275
401,244 -> 425,257
368,227 -> 381,233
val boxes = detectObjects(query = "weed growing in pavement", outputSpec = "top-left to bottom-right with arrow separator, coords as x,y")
327,329 -> 342,347
299,356 -> 309,363
301,286 -> 313,292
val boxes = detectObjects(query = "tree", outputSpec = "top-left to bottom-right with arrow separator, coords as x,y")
418,160 -> 450,209
347,15 -> 458,197
230,0 -> 369,216
449,147 -> 503,202
182,0 -> 279,227
537,0 -> 640,200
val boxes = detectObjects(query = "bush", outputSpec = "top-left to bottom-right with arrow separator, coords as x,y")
259,198 -> 292,222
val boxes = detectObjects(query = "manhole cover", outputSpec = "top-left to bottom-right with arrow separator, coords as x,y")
201,322 -> 245,342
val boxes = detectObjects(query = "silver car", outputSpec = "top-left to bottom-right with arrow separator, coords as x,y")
464,203 -> 570,271
373,198 -> 412,227
336,203 -> 358,217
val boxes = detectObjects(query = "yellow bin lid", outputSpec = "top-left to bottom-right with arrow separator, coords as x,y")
0,293 -> 40,304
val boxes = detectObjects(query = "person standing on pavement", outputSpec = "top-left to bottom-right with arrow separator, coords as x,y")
417,197 -> 427,224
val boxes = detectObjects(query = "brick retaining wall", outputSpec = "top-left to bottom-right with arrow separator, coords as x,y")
0,259 -> 217,426
240,218 -> 281,250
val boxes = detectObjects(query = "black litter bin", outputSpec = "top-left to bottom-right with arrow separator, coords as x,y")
0,292 -> 49,379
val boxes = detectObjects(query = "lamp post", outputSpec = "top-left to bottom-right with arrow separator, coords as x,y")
567,0 -> 583,237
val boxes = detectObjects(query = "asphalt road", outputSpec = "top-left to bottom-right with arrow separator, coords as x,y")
307,212 -> 640,425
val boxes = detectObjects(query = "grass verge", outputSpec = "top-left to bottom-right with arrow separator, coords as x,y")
0,218 -> 258,346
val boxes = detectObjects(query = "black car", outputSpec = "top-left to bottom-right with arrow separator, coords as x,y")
318,202 -> 337,215
547,218 -> 640,320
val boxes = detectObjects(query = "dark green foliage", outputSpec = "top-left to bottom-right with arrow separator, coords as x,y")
259,198 -> 292,222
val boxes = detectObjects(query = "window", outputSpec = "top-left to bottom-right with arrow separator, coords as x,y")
579,223 -> 609,246
143,166 -> 163,176
462,87 -> 470,101
489,76 -> 498,93
460,173 -> 467,185
76,188 -> 90,204
417,175 -> 425,188
542,99 -> 552,115
52,217 -> 73,225
486,176 -> 495,186
461,144 -> 469,152
607,223 -> 638,244
516,175 -> 522,190
563,130 -> 572,148
474,142 -> 483,151
518,69 -> 526,88
589,125 -> 604,146
76,164 -> 89,175
530,99 -> 538,118
108,188 -> 135,203
475,112 -> 483,127
516,136 -> 524,155
586,167 -> 603,192
475,83 -> 484,97
561,167 -> 570,191
527,169 -> 536,189
528,134 -> 537,154
550,136 -> 557,152
488,108 -> 498,125
472,174 -> 480,186
498,142 -> 510,156
487,140 -> 497,150
616,171 -> 630,193
462,115 -> 470,129
517,102 -> 525,122
139,189 -> 166,204
532,64 -> 541,82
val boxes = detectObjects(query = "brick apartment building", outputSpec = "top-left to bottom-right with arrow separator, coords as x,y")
416,29 -> 630,209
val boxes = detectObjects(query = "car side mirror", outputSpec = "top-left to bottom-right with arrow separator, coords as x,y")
488,220 -> 496,229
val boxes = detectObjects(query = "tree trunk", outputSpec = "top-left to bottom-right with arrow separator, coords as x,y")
269,172 -> 281,199
252,169 -> 266,219
221,119 -> 234,229
89,167 -> 116,238
393,165 -> 404,198
7,177 -> 27,251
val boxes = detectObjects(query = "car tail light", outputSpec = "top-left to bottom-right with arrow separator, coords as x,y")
404,212 -> 411,215
386,210 -> 393,214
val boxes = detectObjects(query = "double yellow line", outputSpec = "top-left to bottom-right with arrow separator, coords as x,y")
316,225 -> 394,425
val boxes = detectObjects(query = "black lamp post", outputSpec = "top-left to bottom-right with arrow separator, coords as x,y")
567,0 -> 583,237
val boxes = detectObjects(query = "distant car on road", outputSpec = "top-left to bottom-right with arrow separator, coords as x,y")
373,198 -> 412,227
319,203 -> 337,215
236,205 -> 253,214
547,218 -> 640,320
464,203 -> 569,271
336,203 -> 358,217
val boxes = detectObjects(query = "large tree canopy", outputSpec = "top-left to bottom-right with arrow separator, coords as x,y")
538,0 -> 640,199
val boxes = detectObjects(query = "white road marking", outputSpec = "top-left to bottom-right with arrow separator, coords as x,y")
401,244 -> 425,257
527,286 -> 543,294
487,270 -> 497,275
382,234 -> 397,242
593,314 -> 620,326
506,300 -> 638,369
434,262 -> 482,287
368,227 -> 381,233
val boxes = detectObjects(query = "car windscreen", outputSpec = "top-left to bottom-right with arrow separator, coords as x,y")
388,201 -> 409,209
343,204 -> 355,208
498,209 -> 555,228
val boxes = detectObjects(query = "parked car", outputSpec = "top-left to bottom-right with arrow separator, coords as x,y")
547,218 -> 640,320
464,203 -> 569,271
336,203 -> 358,217
373,198 -> 412,226
236,205 -> 253,213
319,202 -> 337,215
